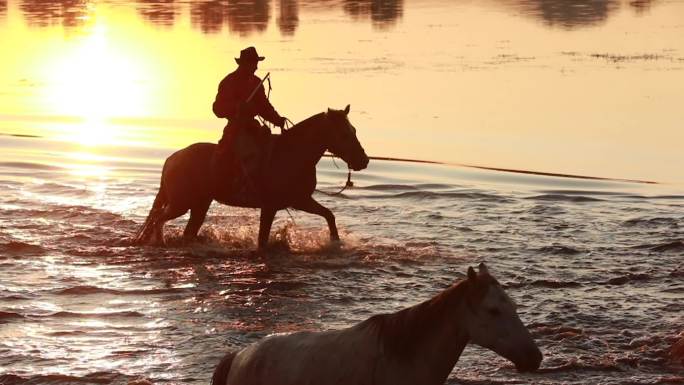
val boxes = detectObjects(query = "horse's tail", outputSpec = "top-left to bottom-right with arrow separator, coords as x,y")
133,178 -> 167,244
211,351 -> 236,385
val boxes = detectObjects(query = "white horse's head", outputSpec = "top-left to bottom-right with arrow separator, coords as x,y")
463,263 -> 542,372
325,105 -> 369,171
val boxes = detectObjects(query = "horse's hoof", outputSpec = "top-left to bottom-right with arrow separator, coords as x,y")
251,248 -> 267,259
328,238 -> 342,250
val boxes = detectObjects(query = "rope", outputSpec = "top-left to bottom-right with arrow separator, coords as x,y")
316,168 -> 353,196
266,74 -> 272,99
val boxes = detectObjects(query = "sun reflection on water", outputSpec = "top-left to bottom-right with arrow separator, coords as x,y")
64,151 -> 111,178
42,13 -> 152,147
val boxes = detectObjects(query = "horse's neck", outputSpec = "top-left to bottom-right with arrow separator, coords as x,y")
279,113 -> 328,169
370,281 -> 470,385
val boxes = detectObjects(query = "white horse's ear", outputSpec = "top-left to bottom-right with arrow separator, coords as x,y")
478,262 -> 489,276
344,104 -> 350,114
467,266 -> 477,281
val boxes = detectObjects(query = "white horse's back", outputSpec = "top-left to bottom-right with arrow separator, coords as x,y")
212,264 -> 542,385
223,324 -> 378,385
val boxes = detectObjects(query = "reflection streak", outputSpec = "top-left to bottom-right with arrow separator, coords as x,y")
136,0 -> 177,26
16,0 -> 407,35
343,0 -> 404,29
19,0 -> 91,28
502,0 -> 659,28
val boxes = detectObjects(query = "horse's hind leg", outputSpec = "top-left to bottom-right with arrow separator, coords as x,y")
183,200 -> 212,243
292,197 -> 339,242
258,206 -> 277,250
152,204 -> 189,245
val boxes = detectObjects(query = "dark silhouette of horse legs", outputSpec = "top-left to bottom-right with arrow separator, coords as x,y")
256,197 -> 339,250
292,197 -> 339,242
136,182 -> 211,245
258,207 -> 277,248
183,200 -> 212,241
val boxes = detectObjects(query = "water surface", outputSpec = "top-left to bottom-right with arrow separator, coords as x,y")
1,0 -> 683,181
1,1 -> 683,384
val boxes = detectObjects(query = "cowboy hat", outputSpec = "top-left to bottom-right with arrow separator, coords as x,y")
235,46 -> 265,64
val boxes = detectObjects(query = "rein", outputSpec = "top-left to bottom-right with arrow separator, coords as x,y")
316,168 -> 353,196
316,154 -> 354,196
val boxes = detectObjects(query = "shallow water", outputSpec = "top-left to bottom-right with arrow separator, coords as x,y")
1,135 -> 683,384
1,0 -> 684,384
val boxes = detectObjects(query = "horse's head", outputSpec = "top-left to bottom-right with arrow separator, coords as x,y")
324,105 -> 369,171
463,263 -> 542,372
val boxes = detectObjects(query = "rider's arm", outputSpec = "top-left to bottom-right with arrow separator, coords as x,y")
252,84 -> 284,126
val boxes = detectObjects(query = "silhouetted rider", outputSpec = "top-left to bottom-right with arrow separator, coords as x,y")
212,47 -> 287,197
213,46 -> 286,143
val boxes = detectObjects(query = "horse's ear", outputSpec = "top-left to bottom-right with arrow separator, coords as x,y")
344,104 -> 350,115
467,266 -> 477,281
327,108 -> 332,114
478,262 -> 490,276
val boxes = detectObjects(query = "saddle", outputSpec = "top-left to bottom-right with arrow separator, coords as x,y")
214,126 -> 278,208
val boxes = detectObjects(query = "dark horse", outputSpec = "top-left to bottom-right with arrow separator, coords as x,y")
134,105 -> 369,249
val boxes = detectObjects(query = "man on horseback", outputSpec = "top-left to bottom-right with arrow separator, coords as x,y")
212,46 -> 287,199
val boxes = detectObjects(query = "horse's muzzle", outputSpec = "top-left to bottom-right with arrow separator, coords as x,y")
513,347 -> 543,372
351,154 -> 369,171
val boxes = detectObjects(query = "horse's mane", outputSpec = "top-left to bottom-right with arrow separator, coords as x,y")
280,112 -> 326,139
364,275 -> 498,359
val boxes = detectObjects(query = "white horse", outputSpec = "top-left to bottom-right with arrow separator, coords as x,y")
211,263 -> 543,385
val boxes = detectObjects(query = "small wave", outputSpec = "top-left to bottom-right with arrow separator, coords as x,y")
0,311 -> 24,320
0,372 -> 141,385
530,279 -> 581,288
0,132 -> 41,138
360,183 -> 453,191
27,182 -> 95,198
623,217 -> 680,228
651,195 -> 684,200
0,161 -> 61,171
536,359 -> 620,373
606,273 -> 651,285
1,206 -> 133,227
531,324 -> 584,341
47,330 -> 89,336
537,190 -> 625,195
535,245 -> 582,255
33,310 -> 145,319
362,190 -> 511,202
506,280 -> 581,289
0,241 -> 46,255
526,194 -> 603,202
55,285 -> 187,296
360,184 -> 420,191
0,293 -> 33,301
634,240 -> 684,253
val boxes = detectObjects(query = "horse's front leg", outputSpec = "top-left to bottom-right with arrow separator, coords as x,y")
258,206 -> 277,249
292,197 -> 340,242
